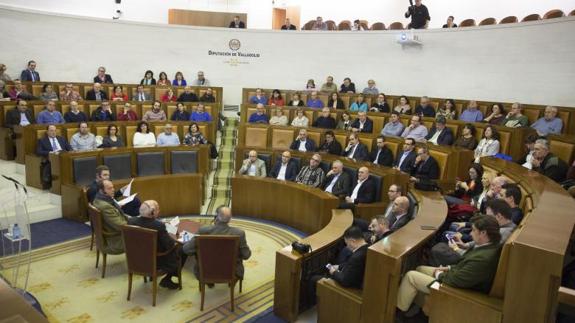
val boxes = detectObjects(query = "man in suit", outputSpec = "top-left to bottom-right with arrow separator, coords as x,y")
92,179 -> 128,254
269,150 -> 298,181
531,138 -> 569,183
350,111 -> 373,133
312,107 -> 336,129
414,96 -> 436,118
371,135 -> 393,166
410,145 -> 440,184
394,137 -> 417,174
383,184 -> 403,224
290,129 -> 316,152
425,116 -> 454,146
93,66 -> 114,84
5,99 -> 34,129
90,101 -> 115,121
317,130 -> 342,155
238,150 -> 267,177
36,124 -> 72,188
281,18 -> 297,30
323,160 -> 351,198
342,132 -> 369,161
177,86 -> 199,102
340,167 -> 376,209
20,60 -> 40,82
128,200 -> 186,290
397,215 -> 501,318
132,85 -> 152,102
295,153 -> 325,188
183,206 -> 251,281
389,196 -> 411,232
229,16 -> 246,28
367,215 -> 393,244
85,83 -> 108,101
325,226 -> 369,288
87,165 -> 141,217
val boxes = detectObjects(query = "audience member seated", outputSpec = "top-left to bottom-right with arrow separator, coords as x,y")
128,200 -> 186,290
64,101 -> 87,123
401,115 -> 428,142
110,85 -> 128,102
443,15 -> 458,28
132,85 -> 152,102
336,111 -> 352,131
117,102 -> 138,121
91,101 -> 116,122
133,121 -> 156,147
171,102 -> 189,121
531,138 -> 568,183
317,130 -> 343,155
352,19 -> 366,31
290,128 -> 316,152
306,91 -> 324,108
281,18 -> 297,30
268,89 -> 284,106
362,80 -> 379,96
445,163 -> 484,206
305,79 -> 316,91
518,134 -> 538,169
531,106 -> 563,136
229,15 -> 246,28
295,153 -> 325,187
342,132 -> 369,161
322,160 -> 351,198
351,111 -> 373,133
349,94 -> 368,112
5,99 -> 34,128
404,0 -> 430,29
500,183 -> 523,224
199,88 -> 216,102
193,72 -> 210,87
9,80 -> 34,101
172,71 -> 187,87
436,99 -> 456,120
396,215 -> 501,319
483,103 -> 505,125
458,100 -> 484,123
311,16 -> 327,30
320,76 -> 338,93
414,96 -> 436,118
370,93 -> 390,113
140,70 -> 156,86
248,88 -> 267,105
370,135 -> 394,166
100,124 -> 124,148
142,101 -> 167,122
425,116 -> 454,145
36,101 -> 64,124
36,124 -> 71,157
313,107 -> 337,129
381,111 -> 405,137
474,125 -> 500,162
183,123 -> 207,146
183,206 -> 251,282
86,165 -> 140,216
453,123 -> 478,150
40,84 -> 58,102
86,83 -> 108,101
389,196 -> 411,232
0,81 -> 10,101
394,138 -> 417,174
190,103 -> 211,122
248,103 -> 269,124
0,64 -> 11,83
340,77 -> 356,94
156,124 -> 180,146
394,96 -> 412,115
341,167 -> 376,208
290,108 -> 310,127
469,172 -> 496,213
93,66 -> 113,84
383,184 -> 403,220
157,72 -> 170,86
20,60 -> 40,82
269,150 -> 298,181
288,93 -> 304,107
327,92 -> 345,109
367,216 -> 392,244
70,122 -> 97,151
502,102 -> 528,128
161,88 -> 177,103
177,86 -> 199,102
410,145 -> 440,184
92,179 -> 127,254
269,108 -> 288,126
238,150 -> 267,177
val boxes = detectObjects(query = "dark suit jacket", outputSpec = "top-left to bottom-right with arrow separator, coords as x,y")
94,74 -> 114,84
343,143 -> 369,161
128,216 -> 179,274
269,161 -> 299,181
425,126 -> 454,146
229,21 -> 246,28
370,146 -> 394,166
331,244 -> 368,289
394,150 -> 417,173
323,171 -> 352,197
20,69 -> 40,82
317,140 -> 342,155
91,107 -> 116,122
350,177 -> 376,204
36,135 -> 71,157
350,118 -> 373,133
290,139 -> 316,152
413,156 -> 440,181
5,108 -> 34,128
86,90 -> 108,101
281,24 -> 297,30
390,213 -> 411,231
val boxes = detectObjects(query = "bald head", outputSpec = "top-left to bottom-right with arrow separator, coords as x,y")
140,200 -> 159,218
216,206 -> 232,223
392,196 -> 410,215
100,179 -> 115,198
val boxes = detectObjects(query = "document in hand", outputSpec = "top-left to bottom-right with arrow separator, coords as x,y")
117,193 -> 137,207
165,216 -> 180,235
120,178 -> 135,197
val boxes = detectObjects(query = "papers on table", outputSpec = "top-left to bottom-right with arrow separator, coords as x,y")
120,178 -> 134,197
116,193 -> 137,207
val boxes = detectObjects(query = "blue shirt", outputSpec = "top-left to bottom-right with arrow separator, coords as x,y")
381,121 -> 405,137
249,113 -> 269,123
37,110 -> 65,124
531,117 -> 563,135
190,111 -> 213,122
249,95 -> 268,104
156,133 -> 181,146
459,109 -> 484,122
349,102 -> 368,112
306,99 -> 324,108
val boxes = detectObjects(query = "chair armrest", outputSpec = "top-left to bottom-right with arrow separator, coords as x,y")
559,286 -> 575,307
429,283 -> 503,311
318,278 -> 363,302
355,202 -> 387,220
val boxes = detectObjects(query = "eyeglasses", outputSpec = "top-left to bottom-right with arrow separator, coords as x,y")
311,158 -> 321,162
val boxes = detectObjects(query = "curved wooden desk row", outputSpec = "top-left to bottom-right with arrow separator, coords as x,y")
237,124 -> 475,181
241,88 -> 575,135
61,173 -> 204,222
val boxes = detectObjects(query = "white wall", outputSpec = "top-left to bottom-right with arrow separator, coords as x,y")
1,5 -> 574,108
0,0 -> 574,28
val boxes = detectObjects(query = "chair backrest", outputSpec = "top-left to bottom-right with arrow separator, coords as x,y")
121,225 -> 157,276
73,156 -> 98,185
370,174 -> 383,202
570,9 -> 575,16
88,204 -> 106,250
137,151 -> 165,176
543,9 -> 565,19
459,19 -> 476,27
326,20 -> 337,30
389,22 -> 404,30
338,21 -> 351,30
499,16 -> 518,24
302,20 -> 315,30
103,154 -> 133,180
479,17 -> 497,26
171,150 -> 198,173
371,22 -> 386,30
521,13 -> 541,22
489,224 -> 523,298
196,235 -> 240,283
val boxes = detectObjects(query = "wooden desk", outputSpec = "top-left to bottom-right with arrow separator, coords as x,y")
0,279 -> 49,323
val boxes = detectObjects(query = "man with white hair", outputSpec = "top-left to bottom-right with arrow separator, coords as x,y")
239,150 -> 267,177
86,82 -> 108,101
156,123 -> 181,146
531,139 -> 568,183
531,106 -> 563,136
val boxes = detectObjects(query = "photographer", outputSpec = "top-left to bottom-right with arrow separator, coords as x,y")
405,0 -> 430,29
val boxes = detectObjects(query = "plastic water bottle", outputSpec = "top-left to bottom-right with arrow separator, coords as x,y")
12,224 -> 21,239
183,232 -> 190,242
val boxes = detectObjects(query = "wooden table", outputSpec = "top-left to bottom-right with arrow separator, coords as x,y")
0,279 -> 49,323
